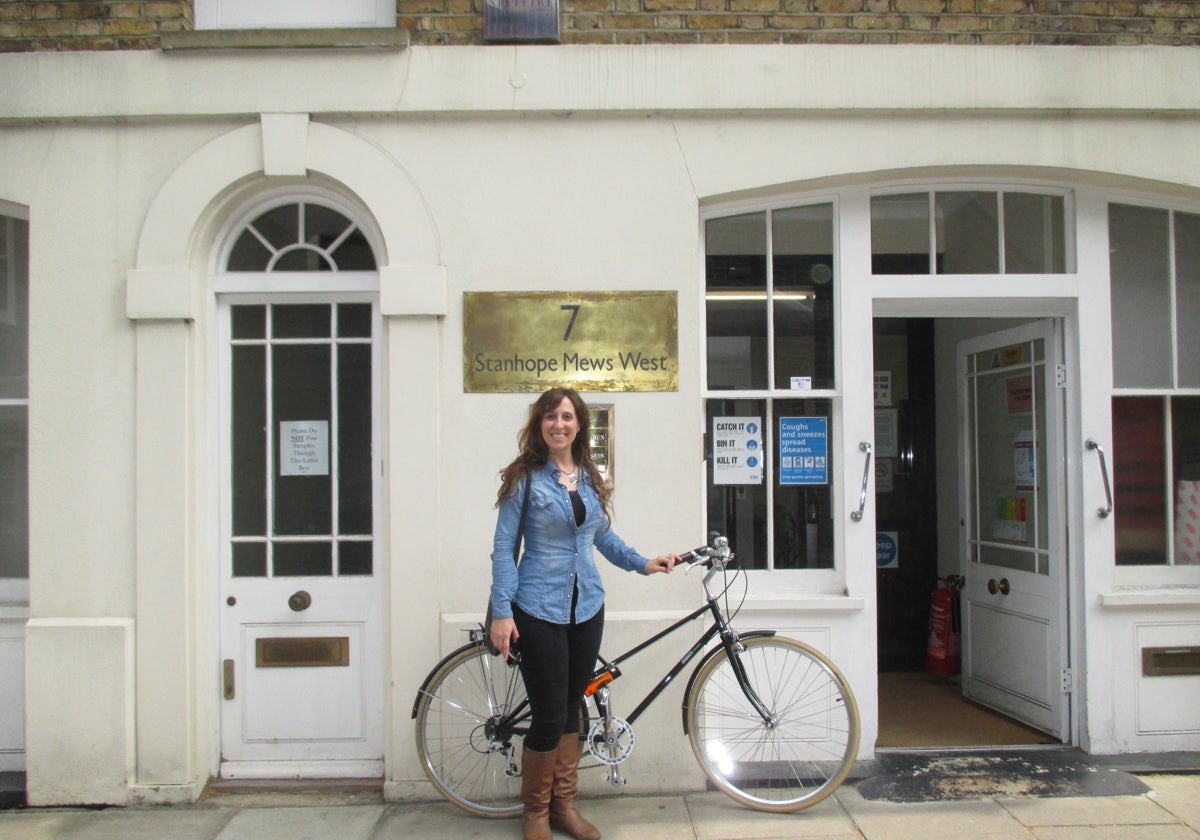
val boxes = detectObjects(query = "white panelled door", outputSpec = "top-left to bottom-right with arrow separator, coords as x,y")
958,320 -> 1069,740
219,298 -> 384,779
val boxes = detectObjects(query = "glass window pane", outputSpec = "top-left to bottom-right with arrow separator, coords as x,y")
1172,396 -> 1200,565
231,304 -> 265,340
273,344 -> 332,536
773,399 -> 834,569
0,405 -> 28,578
304,204 -> 353,250
227,230 -> 272,271
969,346 -> 1042,574
706,213 -> 768,390
1110,204 -> 1172,388
253,205 -> 299,251
337,303 -> 372,338
0,217 -> 29,399
706,399 -> 767,569
232,542 -> 267,577
1175,211 -> 1200,388
872,193 -> 929,274
338,541 -> 373,576
936,192 -> 999,274
1004,193 -> 1066,273
338,344 -> 372,535
273,304 -> 332,339
1113,397 -> 1168,566
772,204 -> 835,391
274,541 -> 332,577
231,345 -> 267,537
330,229 -> 377,270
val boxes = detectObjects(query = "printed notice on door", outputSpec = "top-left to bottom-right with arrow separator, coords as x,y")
280,420 -> 330,477
713,417 -> 763,485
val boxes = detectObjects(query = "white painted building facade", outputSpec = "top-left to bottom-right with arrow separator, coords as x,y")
0,43 -> 1198,805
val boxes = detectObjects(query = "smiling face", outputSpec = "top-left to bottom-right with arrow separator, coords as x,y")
541,395 -> 580,461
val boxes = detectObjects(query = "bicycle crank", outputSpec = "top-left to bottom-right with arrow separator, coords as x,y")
586,716 -> 634,769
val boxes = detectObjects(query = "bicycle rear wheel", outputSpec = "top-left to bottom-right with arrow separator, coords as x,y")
414,642 -> 528,818
684,635 -> 860,812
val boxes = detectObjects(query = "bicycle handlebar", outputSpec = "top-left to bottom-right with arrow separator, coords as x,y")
678,533 -> 734,572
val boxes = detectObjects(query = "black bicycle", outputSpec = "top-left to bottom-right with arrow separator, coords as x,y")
411,533 -> 860,815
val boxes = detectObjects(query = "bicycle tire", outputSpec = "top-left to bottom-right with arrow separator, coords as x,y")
413,641 -> 591,818
413,642 -> 528,818
684,635 -> 860,812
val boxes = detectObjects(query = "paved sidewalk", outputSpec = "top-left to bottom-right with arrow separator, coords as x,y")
1,774 -> 1198,840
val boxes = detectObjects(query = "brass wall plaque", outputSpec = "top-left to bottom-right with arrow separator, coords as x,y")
256,636 -> 350,668
464,291 -> 678,393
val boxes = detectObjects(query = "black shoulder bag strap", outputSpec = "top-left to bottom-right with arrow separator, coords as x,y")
514,472 -> 532,565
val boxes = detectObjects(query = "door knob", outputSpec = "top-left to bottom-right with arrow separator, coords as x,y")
288,590 -> 312,611
987,578 -> 1011,595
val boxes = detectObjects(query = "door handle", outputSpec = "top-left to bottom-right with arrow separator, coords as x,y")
288,590 -> 313,612
1085,439 -> 1113,519
850,441 -> 873,522
987,578 -> 1011,595
223,659 -> 235,700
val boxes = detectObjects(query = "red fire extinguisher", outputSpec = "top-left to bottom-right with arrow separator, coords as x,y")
925,575 -> 962,677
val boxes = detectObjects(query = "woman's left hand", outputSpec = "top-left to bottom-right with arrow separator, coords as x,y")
644,554 -> 679,574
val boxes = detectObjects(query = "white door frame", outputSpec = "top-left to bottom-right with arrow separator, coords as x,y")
862,296 -> 1084,750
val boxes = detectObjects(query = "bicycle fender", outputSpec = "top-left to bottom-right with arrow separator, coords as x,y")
679,630 -> 777,736
410,640 -> 480,719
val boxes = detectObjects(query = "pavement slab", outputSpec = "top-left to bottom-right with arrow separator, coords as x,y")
685,790 -> 859,840
0,811 -> 89,840
836,784 -> 1031,840
1143,774 -> 1200,829
999,793 -> 1180,828
59,808 -> 235,840
214,805 -> 386,840
1029,826 -> 1199,840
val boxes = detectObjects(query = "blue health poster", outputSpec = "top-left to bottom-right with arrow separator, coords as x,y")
778,416 -> 828,485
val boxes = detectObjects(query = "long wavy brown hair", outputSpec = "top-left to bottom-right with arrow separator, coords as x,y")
496,387 -> 612,522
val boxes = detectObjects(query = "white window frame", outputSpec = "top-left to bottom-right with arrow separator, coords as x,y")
1106,191 -> 1200,588
700,193 -> 845,595
0,204 -> 28,605
195,0 -> 395,31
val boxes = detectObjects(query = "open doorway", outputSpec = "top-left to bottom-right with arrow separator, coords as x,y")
873,316 -> 1062,749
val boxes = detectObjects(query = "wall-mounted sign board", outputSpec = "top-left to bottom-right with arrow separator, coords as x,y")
464,291 -> 678,393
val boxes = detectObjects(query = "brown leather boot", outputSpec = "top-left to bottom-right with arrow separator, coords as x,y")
549,733 -> 601,840
521,745 -> 558,840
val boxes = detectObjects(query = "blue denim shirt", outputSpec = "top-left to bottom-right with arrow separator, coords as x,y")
490,461 -> 647,625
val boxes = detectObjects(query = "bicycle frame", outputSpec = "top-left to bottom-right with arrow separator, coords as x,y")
585,591 -> 774,732
412,552 -> 775,764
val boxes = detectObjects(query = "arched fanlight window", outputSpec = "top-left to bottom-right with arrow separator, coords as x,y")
226,200 -> 377,272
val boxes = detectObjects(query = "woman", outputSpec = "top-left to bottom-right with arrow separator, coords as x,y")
489,387 -> 678,840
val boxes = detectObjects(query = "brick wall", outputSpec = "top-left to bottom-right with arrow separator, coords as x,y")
1,1 -> 1198,51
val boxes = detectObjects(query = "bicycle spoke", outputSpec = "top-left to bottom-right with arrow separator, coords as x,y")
686,636 -> 859,812
414,643 -> 527,818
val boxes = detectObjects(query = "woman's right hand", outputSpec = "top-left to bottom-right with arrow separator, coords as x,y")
490,616 -> 519,660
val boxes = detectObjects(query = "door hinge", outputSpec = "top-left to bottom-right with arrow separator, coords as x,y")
1055,364 -> 1067,389
1061,667 -> 1073,694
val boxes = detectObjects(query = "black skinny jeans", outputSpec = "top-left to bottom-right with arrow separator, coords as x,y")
513,601 -> 604,753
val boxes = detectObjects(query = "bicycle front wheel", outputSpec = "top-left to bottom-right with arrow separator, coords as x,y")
684,635 -> 860,812
414,643 -> 528,818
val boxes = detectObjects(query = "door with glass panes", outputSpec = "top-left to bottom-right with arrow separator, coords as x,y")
958,320 -> 1068,740
218,297 -> 383,777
